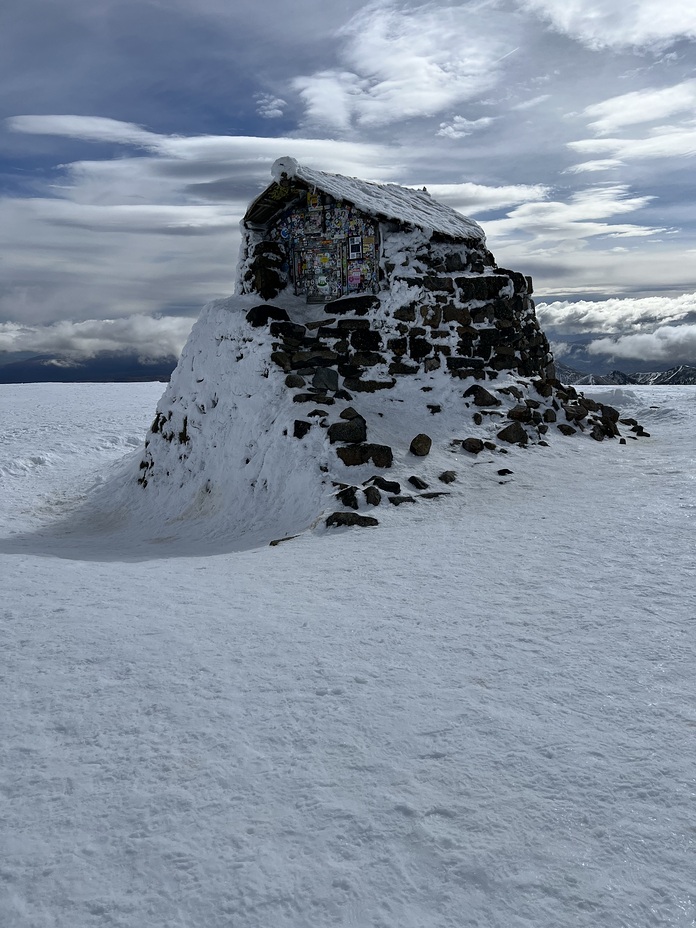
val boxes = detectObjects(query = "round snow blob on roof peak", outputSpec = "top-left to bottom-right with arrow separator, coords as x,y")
271,156 -> 300,182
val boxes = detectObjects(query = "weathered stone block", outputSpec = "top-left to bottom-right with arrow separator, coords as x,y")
336,443 -> 394,467
325,295 -> 379,315
246,304 -> 290,327
327,417 -> 367,444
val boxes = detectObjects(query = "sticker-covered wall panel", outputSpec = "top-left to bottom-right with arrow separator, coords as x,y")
269,192 -> 379,302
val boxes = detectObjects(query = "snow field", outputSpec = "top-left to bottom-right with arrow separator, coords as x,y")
1,382 -> 695,927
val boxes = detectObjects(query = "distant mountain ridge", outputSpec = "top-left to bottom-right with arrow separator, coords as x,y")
555,362 -> 696,386
0,352 -> 177,384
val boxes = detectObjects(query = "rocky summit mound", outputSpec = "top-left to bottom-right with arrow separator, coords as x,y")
130,160 -> 646,546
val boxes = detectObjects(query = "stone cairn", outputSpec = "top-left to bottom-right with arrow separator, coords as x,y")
238,229 -> 646,530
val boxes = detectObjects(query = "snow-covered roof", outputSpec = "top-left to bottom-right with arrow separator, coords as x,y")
243,156 -> 485,243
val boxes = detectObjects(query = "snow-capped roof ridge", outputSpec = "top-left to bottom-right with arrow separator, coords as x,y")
268,155 -> 485,243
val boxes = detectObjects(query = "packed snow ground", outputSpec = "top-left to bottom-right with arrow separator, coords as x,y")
1,382 -> 695,928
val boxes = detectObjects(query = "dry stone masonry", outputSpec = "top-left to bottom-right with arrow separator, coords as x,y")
137,158 -> 646,536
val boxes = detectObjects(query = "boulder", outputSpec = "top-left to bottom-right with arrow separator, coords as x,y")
462,437 -> 485,454
336,443 -> 393,468
293,420 -> 311,439
409,433 -> 432,456
327,417 -> 367,444
312,367 -> 339,392
463,384 -> 501,407
438,470 -> 457,484
496,422 -> 529,444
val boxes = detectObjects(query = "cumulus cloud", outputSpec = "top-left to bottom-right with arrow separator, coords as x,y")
587,324 -> 696,361
0,316 -> 194,360
437,116 -> 494,139
536,291 -> 696,334
293,3 -> 514,129
254,94 -> 288,119
516,0 -> 696,49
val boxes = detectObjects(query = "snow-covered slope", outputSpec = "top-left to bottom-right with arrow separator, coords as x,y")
1,382 -> 695,928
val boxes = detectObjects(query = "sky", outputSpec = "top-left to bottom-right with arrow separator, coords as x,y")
1,0 -> 696,372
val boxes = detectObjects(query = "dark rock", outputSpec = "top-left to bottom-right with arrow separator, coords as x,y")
325,295 -> 379,316
543,408 -> 557,423
351,351 -> 385,367
247,241 -> 287,300
420,491 -> 451,500
308,408 -> 329,418
326,512 -> 379,528
473,412 -> 483,425
387,336 -> 408,356
443,305 -> 472,325
370,476 -> 401,494
563,403 -> 588,421
463,384 -> 502,407
496,421 -> 529,444
408,336 -> 432,361
389,361 -> 420,375
557,423 -> 577,436
246,304 -> 290,327
340,406 -> 362,420
269,320 -> 306,343
427,404 -> 442,415
312,367 -> 339,392
388,495 -> 416,505
409,433 -> 432,456
271,351 -> 292,372
363,485 -> 382,506
394,305 -> 417,322
335,389 -> 353,401
423,357 -> 441,372
350,329 -> 382,351
336,318 -> 371,330
507,404 -> 532,422
497,468 -> 513,476
455,274 -> 511,302
293,393 -> 334,404
336,443 -> 393,468
462,437 -> 484,454
343,377 -> 397,393
293,420 -> 311,439
601,404 -> 620,423
589,424 -> 605,442
337,486 -> 360,509
408,475 -> 429,490
285,373 -> 306,388
327,417 -> 367,444
438,470 -> 457,484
